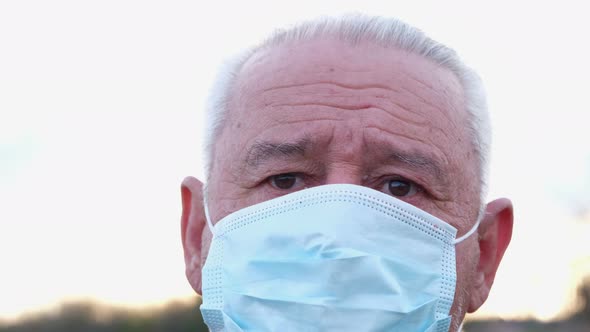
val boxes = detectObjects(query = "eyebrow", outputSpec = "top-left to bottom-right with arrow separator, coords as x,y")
244,138 -> 445,182
388,151 -> 444,180
245,138 -> 311,168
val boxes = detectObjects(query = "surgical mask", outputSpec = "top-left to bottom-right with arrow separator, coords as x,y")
200,184 -> 479,332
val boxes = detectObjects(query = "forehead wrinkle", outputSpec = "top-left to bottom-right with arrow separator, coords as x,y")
363,124 -> 438,153
259,86 -> 438,130
245,137 -> 312,168
399,72 -> 467,137
261,81 -> 392,94
271,102 -> 374,111
254,73 -> 457,130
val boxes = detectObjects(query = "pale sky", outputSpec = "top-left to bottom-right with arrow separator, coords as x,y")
1,0 -> 589,323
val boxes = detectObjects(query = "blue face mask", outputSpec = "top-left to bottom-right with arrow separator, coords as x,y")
200,184 -> 479,332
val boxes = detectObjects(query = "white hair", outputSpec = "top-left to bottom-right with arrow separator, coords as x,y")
202,14 -> 491,205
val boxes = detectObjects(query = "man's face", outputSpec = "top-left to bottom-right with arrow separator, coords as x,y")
184,38 -> 512,328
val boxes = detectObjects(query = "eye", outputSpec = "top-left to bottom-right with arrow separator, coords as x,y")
269,173 -> 300,190
385,178 -> 420,197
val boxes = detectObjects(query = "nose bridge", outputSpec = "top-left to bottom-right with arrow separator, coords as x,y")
325,119 -> 364,185
325,167 -> 363,185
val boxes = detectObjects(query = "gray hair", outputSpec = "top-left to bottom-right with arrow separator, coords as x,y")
202,14 -> 491,204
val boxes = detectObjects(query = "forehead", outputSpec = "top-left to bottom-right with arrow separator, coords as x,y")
234,39 -> 463,105
217,38 -> 475,183
230,38 -> 467,130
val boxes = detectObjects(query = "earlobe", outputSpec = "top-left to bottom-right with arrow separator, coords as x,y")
181,176 -> 206,294
467,198 -> 513,312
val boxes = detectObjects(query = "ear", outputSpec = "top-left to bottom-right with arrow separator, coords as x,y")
180,176 -> 206,294
467,198 -> 513,312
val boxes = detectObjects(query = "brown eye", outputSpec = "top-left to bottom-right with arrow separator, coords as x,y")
270,173 -> 298,190
387,179 -> 418,197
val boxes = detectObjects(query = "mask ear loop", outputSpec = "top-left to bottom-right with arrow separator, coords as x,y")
203,189 -> 216,236
453,217 -> 481,244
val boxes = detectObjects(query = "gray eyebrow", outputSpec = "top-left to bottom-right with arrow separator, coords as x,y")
389,151 -> 444,179
245,138 -> 311,168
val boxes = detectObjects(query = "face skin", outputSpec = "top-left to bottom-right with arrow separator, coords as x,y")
181,38 -> 513,331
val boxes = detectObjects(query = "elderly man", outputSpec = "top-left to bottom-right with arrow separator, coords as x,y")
180,15 -> 513,332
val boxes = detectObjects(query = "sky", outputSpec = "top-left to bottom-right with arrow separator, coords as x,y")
1,0 -> 589,323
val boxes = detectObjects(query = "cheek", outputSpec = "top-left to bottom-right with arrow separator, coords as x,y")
200,227 -> 214,268
447,239 -> 480,325
453,239 -> 480,301
456,237 -> 480,281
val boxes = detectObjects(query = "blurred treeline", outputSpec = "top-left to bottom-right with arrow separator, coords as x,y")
2,281 -> 589,332
0,299 -> 208,332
